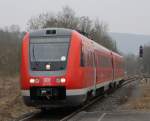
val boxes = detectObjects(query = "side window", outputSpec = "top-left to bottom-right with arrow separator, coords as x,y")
100,56 -> 111,68
87,52 -> 90,66
100,56 -> 103,67
80,42 -> 84,67
118,61 -> 123,69
93,52 -> 96,67
98,54 -> 101,67
89,52 -> 93,67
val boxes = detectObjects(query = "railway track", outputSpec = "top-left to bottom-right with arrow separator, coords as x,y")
60,76 -> 139,121
15,76 -> 139,121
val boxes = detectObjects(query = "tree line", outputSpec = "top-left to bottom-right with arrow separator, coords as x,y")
0,25 -> 21,76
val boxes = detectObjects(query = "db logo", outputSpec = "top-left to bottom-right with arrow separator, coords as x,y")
43,78 -> 51,83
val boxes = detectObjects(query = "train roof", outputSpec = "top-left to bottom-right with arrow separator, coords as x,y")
111,51 -> 123,59
29,28 -> 122,58
29,28 -> 72,37
80,34 -> 112,54
78,32 -> 122,57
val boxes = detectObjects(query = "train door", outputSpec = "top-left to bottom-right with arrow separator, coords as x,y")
92,51 -> 97,96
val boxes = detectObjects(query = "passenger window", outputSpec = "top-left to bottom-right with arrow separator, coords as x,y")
80,42 -> 84,67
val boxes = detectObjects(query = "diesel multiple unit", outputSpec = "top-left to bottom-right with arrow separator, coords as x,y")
20,28 -> 124,108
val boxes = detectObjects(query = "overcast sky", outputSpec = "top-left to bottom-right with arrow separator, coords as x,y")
0,0 -> 150,35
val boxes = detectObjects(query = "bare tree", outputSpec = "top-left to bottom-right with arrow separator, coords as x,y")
143,44 -> 150,74
56,6 -> 79,29
78,16 -> 92,34
124,54 -> 138,76
0,26 -> 21,76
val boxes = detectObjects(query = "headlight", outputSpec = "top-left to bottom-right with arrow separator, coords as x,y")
60,78 -> 66,83
56,78 -> 66,83
46,64 -> 50,70
29,78 -> 35,83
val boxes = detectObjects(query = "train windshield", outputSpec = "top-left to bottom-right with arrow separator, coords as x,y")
30,37 -> 70,71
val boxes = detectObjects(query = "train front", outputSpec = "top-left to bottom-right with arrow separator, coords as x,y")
20,28 -> 77,108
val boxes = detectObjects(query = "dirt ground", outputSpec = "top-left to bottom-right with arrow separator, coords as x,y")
0,76 -> 36,121
121,78 -> 150,111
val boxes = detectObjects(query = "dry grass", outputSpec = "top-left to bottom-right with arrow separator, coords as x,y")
0,76 -> 36,121
123,78 -> 150,111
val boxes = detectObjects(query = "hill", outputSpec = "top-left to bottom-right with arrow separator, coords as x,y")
109,32 -> 150,54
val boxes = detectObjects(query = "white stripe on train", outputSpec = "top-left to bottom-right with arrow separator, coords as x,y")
21,77 -> 124,96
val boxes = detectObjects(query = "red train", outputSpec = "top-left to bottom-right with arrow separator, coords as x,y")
20,28 -> 124,108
